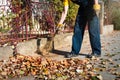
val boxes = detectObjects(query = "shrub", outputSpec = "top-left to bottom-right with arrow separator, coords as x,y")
112,5 -> 120,30
103,0 -> 120,30
112,2 -> 120,30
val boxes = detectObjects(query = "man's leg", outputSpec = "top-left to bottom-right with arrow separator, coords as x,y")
88,15 -> 101,56
66,14 -> 87,58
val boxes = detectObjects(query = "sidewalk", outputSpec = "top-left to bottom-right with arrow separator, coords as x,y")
4,31 -> 120,80
47,31 -> 120,60
46,31 -> 120,80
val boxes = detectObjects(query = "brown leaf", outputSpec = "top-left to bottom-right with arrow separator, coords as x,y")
31,69 -> 37,75
1,71 -> 7,76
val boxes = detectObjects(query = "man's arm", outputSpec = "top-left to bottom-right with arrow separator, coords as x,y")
57,0 -> 69,27
94,0 -> 98,4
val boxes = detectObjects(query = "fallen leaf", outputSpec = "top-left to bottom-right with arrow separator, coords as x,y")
76,69 -> 83,73
1,71 -> 7,76
19,70 -> 25,75
96,74 -> 103,80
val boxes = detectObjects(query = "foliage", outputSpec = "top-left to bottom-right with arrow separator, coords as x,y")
0,52 -> 120,79
0,0 -> 78,33
111,1 -> 120,30
103,0 -> 120,30
103,0 -> 113,24
112,8 -> 120,30
0,12 -> 16,33
0,54 -> 98,79
0,0 -> 30,33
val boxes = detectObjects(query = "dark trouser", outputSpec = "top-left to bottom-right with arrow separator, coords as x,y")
71,12 -> 101,55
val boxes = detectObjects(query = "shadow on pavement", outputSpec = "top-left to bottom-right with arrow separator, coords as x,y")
52,50 -> 88,57
52,49 -> 69,56
79,53 -> 88,56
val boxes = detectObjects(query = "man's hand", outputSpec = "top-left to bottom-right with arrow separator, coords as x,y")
93,4 -> 101,11
93,4 -> 101,16
63,0 -> 69,6
56,23 -> 64,31
57,24 -> 64,28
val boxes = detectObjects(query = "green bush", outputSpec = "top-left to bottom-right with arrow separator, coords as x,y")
113,11 -> 120,30
112,9 -> 120,30
103,0 -> 120,30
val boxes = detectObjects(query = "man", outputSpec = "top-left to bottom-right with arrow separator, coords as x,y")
58,0 -> 101,58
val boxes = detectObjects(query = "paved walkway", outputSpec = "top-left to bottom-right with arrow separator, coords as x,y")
44,31 -> 120,80
9,31 -> 120,80
45,31 -> 120,60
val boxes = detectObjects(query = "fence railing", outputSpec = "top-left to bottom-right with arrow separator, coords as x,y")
0,0 -> 57,46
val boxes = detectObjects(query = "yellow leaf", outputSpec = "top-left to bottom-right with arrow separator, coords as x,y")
19,70 -> 25,75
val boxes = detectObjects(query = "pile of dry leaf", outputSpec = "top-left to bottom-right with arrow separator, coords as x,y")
0,54 -> 102,80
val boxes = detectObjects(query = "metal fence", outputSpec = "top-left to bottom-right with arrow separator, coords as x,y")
0,0 -> 57,46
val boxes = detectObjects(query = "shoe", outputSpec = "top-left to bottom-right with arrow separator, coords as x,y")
65,53 -> 78,58
94,54 -> 101,57
86,54 -> 93,58
86,53 -> 101,58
